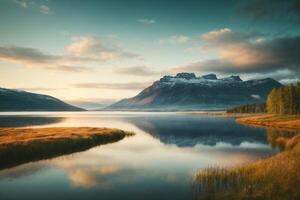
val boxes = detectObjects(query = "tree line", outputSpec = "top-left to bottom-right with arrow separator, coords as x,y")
227,82 -> 300,114
227,103 -> 266,113
267,82 -> 300,115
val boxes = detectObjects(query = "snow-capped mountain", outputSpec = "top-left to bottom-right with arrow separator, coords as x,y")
0,88 -> 84,111
105,72 -> 283,111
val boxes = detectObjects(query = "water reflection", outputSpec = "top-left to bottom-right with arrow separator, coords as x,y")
266,129 -> 298,150
0,112 -> 280,200
0,116 -> 64,127
126,115 -> 268,147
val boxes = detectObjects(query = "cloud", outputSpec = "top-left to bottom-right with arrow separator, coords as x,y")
172,28 -> 300,83
159,35 -> 190,44
0,45 -> 89,72
72,81 -> 151,90
0,36 -> 139,72
200,28 -> 263,45
39,5 -> 50,14
13,0 -> 50,14
236,0 -> 300,23
114,66 -> 161,76
279,78 -> 300,85
0,45 -> 58,64
66,36 -> 138,62
13,0 -> 33,8
46,65 -> 92,72
15,87 -> 63,91
137,18 -> 156,25
200,28 -> 300,72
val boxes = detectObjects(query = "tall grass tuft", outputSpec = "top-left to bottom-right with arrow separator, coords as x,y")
194,143 -> 300,200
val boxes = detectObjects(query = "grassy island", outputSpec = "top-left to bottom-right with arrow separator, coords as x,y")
0,127 -> 133,170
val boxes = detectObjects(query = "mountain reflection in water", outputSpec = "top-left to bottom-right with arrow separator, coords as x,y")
125,114 -> 268,147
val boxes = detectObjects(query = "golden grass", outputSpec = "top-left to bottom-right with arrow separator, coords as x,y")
194,114 -> 300,200
237,114 -> 300,131
0,127 -> 134,170
194,144 -> 300,200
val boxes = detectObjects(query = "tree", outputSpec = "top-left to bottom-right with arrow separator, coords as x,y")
266,82 -> 300,115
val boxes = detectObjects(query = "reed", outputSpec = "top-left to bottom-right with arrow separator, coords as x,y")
194,144 -> 300,200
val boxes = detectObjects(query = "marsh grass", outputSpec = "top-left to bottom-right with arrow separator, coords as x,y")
0,127 -> 134,170
194,167 -> 250,198
194,144 -> 300,200
194,114 -> 300,200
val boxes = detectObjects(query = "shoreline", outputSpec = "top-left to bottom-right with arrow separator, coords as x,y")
178,111 -> 261,118
236,114 -> 300,132
0,127 -> 133,170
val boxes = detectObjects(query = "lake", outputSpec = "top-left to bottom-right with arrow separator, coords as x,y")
0,112 -> 279,200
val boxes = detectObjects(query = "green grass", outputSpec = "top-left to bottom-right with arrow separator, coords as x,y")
0,127 -> 134,170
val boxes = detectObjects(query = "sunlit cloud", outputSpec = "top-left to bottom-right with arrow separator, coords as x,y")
66,36 -> 139,62
0,36 -> 139,72
200,28 -> 300,71
173,28 -> 300,83
137,18 -> 156,25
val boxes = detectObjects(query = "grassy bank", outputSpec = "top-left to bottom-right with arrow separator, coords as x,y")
179,111 -> 259,118
0,127 -> 133,170
237,114 -> 300,131
194,114 -> 300,200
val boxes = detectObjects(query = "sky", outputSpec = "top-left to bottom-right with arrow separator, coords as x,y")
0,0 -> 300,109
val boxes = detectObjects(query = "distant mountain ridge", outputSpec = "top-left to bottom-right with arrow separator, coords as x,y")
0,88 -> 84,111
105,72 -> 283,111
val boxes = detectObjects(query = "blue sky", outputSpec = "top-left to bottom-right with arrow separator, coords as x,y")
0,0 -> 300,108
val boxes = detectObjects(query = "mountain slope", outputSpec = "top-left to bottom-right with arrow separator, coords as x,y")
106,73 -> 283,111
0,88 -> 84,111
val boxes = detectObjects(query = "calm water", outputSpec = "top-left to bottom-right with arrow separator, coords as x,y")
0,112 -> 278,200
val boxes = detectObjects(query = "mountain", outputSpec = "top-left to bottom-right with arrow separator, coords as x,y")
0,88 -> 84,111
105,72 -> 283,111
